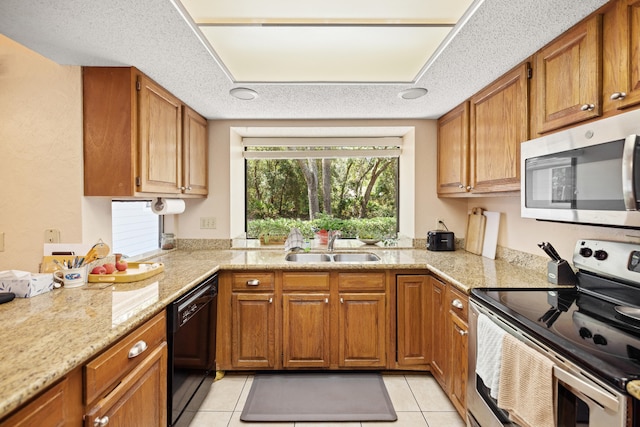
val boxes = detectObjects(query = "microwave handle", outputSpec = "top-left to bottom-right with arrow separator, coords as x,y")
622,134 -> 639,210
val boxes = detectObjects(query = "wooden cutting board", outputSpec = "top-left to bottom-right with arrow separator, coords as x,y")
465,207 -> 486,255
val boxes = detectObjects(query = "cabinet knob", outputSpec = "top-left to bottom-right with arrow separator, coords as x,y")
179,186 -> 186,191
94,416 -> 110,427
610,92 -> 627,100
458,184 -> 464,189
458,329 -> 468,336
580,103 -> 595,111
187,186 -> 192,190
466,186 -> 473,191
325,298 -> 329,304
269,297 -> 273,304
340,297 -> 344,304
128,340 -> 148,359
246,279 -> 260,286
451,299 -> 464,309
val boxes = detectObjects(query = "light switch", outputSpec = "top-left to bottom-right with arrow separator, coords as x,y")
45,229 -> 60,243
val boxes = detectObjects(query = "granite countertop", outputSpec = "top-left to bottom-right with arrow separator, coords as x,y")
0,247 -> 559,420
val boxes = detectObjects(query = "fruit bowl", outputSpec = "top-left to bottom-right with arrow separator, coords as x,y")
358,238 -> 381,245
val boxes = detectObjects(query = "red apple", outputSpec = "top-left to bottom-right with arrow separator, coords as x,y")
102,263 -> 116,274
91,265 -> 107,275
115,260 -> 128,272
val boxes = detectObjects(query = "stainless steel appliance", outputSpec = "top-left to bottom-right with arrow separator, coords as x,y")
167,273 -> 218,427
427,230 -> 455,251
521,109 -> 640,228
468,239 -> 640,427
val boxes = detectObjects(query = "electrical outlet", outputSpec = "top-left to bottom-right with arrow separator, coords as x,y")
435,218 -> 445,230
44,228 -> 60,243
200,217 -> 217,229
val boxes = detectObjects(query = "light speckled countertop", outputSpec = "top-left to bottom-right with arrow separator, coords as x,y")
0,247 -> 562,420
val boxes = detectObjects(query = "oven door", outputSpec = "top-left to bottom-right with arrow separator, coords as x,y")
468,301 -> 627,427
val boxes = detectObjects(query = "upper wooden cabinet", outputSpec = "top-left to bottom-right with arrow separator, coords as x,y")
603,0 -> 640,113
83,67 -> 208,197
534,15 -> 603,134
437,102 -> 469,195
438,62 -> 528,196
469,63 -> 529,193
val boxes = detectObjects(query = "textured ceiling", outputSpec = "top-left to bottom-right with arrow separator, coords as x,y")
0,0 -> 608,120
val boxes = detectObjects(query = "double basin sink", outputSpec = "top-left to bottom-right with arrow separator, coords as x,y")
285,252 -> 381,263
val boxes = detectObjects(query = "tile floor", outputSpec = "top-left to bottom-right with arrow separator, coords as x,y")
188,373 -> 467,426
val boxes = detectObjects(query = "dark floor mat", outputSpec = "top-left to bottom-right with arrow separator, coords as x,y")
240,372 -> 397,422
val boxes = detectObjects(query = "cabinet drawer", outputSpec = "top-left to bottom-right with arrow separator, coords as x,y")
282,272 -> 330,291
447,286 -> 468,322
85,311 -> 166,404
231,272 -> 275,291
338,272 -> 386,291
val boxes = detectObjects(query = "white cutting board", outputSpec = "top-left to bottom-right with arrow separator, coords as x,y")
482,212 -> 501,259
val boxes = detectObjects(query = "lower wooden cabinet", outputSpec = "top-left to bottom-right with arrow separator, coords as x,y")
447,286 -> 469,418
430,276 -> 448,387
282,292 -> 330,368
84,311 -> 168,427
396,275 -> 431,368
231,292 -> 276,369
338,292 -> 386,368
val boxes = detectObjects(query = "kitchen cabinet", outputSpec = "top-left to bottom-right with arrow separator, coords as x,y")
437,102 -> 469,196
534,15 -> 603,134
447,285 -> 469,419
396,274 -> 430,368
84,311 -> 167,427
429,276 -> 447,389
229,272 -> 276,369
1,370 -> 82,427
603,0 -> 640,113
82,67 -> 208,197
469,63 -> 529,193
217,270 -> 388,371
282,272 -> 331,368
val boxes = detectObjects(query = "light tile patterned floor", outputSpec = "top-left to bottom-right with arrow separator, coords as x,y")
187,373 -> 466,427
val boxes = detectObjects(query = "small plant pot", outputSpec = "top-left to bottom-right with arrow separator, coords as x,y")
315,230 -> 329,245
259,235 -> 287,245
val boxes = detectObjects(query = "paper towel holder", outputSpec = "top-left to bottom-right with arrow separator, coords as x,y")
152,198 -> 186,215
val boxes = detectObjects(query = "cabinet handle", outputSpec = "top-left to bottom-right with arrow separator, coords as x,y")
458,184 -> 464,189
179,186 -> 186,191
451,299 -> 464,309
187,186 -> 192,190
458,329 -> 468,336
325,298 -> 329,304
94,416 -> 110,427
610,92 -> 627,100
580,103 -> 595,111
246,279 -> 260,286
340,297 -> 344,304
269,297 -> 273,304
466,186 -> 474,190
128,340 -> 148,359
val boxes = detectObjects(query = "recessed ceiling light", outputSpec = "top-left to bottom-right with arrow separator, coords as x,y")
398,87 -> 428,99
230,87 -> 258,100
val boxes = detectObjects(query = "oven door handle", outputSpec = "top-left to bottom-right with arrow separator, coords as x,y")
553,365 -> 619,412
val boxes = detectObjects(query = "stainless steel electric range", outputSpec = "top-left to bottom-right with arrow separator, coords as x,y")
468,239 -> 640,427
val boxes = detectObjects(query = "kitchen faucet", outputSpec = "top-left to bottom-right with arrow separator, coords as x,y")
327,230 -> 341,252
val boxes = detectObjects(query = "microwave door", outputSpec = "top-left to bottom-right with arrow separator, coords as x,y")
622,134 -> 640,211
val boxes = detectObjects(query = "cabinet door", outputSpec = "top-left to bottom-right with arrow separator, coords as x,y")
470,63 -> 529,193
84,343 -> 167,427
137,74 -> 182,194
231,293 -> 276,368
603,0 -> 640,112
437,102 -> 470,195
182,105 -> 208,196
338,293 -> 386,368
396,275 -> 430,367
449,313 -> 468,419
535,15 -> 602,134
282,293 -> 331,368
430,277 -> 447,389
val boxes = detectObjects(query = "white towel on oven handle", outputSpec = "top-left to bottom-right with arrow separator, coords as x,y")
476,313 -> 506,399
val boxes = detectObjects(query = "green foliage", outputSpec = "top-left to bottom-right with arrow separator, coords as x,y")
247,217 -> 396,240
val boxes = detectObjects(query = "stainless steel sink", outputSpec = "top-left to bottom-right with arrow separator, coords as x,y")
285,253 -> 332,263
332,252 -> 381,262
285,252 -> 380,263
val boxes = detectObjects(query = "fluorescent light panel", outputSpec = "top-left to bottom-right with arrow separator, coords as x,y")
180,0 -> 473,83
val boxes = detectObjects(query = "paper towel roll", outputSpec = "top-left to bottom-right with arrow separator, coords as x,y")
152,198 -> 185,215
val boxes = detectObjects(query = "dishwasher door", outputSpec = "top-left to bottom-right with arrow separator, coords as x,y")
168,273 -> 218,427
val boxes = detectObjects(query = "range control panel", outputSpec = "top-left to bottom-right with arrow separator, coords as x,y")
573,239 -> 640,284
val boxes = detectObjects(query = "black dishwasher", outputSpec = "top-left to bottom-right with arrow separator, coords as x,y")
167,273 -> 217,427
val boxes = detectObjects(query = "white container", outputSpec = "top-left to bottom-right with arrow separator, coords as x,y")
0,270 -> 55,297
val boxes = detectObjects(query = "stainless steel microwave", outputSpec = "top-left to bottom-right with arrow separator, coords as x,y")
521,109 -> 640,228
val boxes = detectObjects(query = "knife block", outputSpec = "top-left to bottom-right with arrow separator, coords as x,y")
547,260 -> 577,285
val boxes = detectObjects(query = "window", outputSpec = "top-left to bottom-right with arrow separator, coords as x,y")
111,201 -> 160,257
244,137 -> 400,239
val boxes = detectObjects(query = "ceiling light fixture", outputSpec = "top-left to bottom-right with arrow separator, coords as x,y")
398,87 -> 428,100
230,87 -> 258,100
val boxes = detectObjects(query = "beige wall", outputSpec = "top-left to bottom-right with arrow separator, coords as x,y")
0,35 -> 84,271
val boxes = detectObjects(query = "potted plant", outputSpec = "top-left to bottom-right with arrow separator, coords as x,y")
253,219 -> 292,245
312,214 -> 343,244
